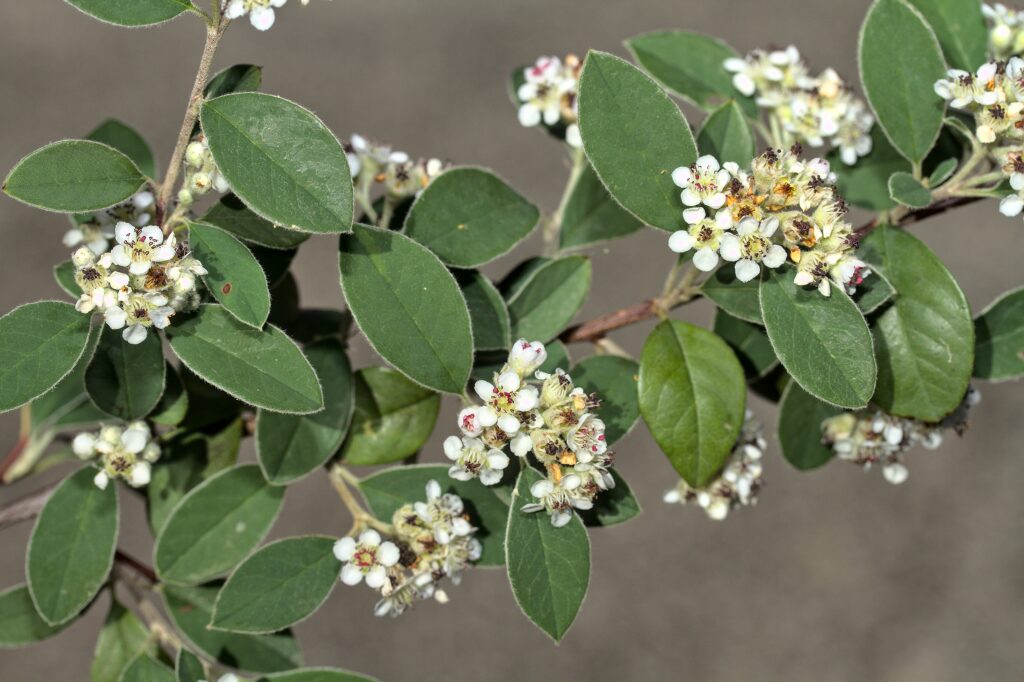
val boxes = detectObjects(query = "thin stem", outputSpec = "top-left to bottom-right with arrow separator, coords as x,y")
113,562 -> 181,655
0,481 -> 59,530
545,145 -> 586,255
328,464 -> 392,535
157,21 -> 227,227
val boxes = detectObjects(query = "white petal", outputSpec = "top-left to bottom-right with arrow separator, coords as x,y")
718,234 -> 741,261
671,166 -> 692,188
152,245 -> 175,262
139,226 -> 163,244
759,216 -> 780,237
93,471 -> 110,490
551,511 -> 572,527
110,245 -> 132,268
359,529 -> 381,546
364,566 -> 387,589
487,450 -> 510,470
107,272 -> 130,289
668,230 -> 694,253
680,188 -> 701,207
129,461 -> 151,487
518,104 -> 542,127
115,222 -> 135,245
692,247 -> 719,272
378,541 -> 400,567
129,260 -> 151,276
735,259 -> 761,282
340,563 -> 364,585
696,155 -> 720,171
443,436 -> 463,461
714,209 -> 734,229
682,207 -> 706,225
496,371 -> 520,392
736,217 -> 758,235
704,192 -> 726,209
999,194 -> 1024,216
763,244 -> 787,268
477,406 -> 498,427
72,433 -> 96,458
250,6 -> 276,30
225,0 -> 246,18
530,479 -> 554,497
122,324 -> 148,345
509,433 -> 532,457
121,426 -> 149,454
497,414 -> 521,434
104,306 -> 127,330
473,380 -> 494,402
514,389 -> 538,411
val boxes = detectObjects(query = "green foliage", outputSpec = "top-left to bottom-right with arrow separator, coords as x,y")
404,167 -> 539,267
338,367 -> 440,466
85,325 -> 166,420
639,320 -> 746,487
888,171 -> 933,208
3,140 -> 146,212
505,467 -> 590,642
712,309 -> 777,380
697,101 -> 755,166
974,286 -> 1024,381
0,584 -> 71,647
151,363 -> 189,426
577,50 -> 697,231
905,0 -> 987,72
861,225 -> 974,420
201,93 -> 353,234
859,0 -> 947,163
188,221 -> 272,328
253,670 -> 378,682
205,64 -> 263,99
86,119 -> 156,178
339,224 -> 474,394
853,266 -> 896,314
154,465 -> 285,585
505,256 -> 591,342
120,655 -> 176,682
202,196 -> 309,250
456,270 -> 511,351
829,128 -> 909,211
701,267 -> 763,323
64,0 -> 192,26
577,470 -> 641,528
211,536 -> 340,634
570,355 -> 640,445
559,161 -> 644,251
175,649 -> 205,682
91,598 -> 154,682
777,383 -> 844,471
759,268 -> 877,408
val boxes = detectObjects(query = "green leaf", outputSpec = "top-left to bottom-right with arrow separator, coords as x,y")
928,157 -> 958,186
251,246 -> 297,289
0,301 -> 93,413
339,367 -> 440,466
700,267 -> 763,324
211,536 -> 339,634
712,309 -> 777,380
859,0 -> 947,163
164,584 -> 302,674
154,464 -> 285,586
570,355 -> 640,445
188,221 -> 271,328
403,167 -> 539,267
201,93 -> 353,234
90,598 -> 154,682
638,320 -> 746,487
777,382 -> 844,471
759,268 -> 876,408
860,225 -> 974,420
853,266 -> 896,314
85,325 -> 166,420
577,50 -> 697,231
151,363 -> 189,426
455,270 -> 510,351
697,101 -> 755,166
202,196 -> 309,250
626,31 -> 758,117
28,323 -> 103,432
339,223 -> 473,393
829,128 -> 910,211
359,465 -> 511,566
253,670 -> 378,682
905,0 -> 987,71
505,256 -> 591,342
86,119 -> 156,178
205,64 -> 263,99
175,649 -> 205,682
974,286 -> 1024,381
166,304 -> 323,414
54,260 -> 81,298
3,140 -> 146,212
577,470 -> 641,527
888,171 -> 933,208
257,340 -> 355,485
559,161 -> 644,251
0,584 -> 72,647
120,655 -> 175,682
505,467 -> 590,642
64,0 -> 191,27
27,466 -> 118,625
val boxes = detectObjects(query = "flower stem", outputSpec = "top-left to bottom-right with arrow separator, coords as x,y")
328,464 -> 393,535
545,145 -> 586,255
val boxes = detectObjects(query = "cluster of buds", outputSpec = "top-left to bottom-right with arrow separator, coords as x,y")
984,3 -> 1024,59
344,134 -> 445,202
515,55 -> 583,148
223,0 -> 288,31
453,340 -> 616,527
724,46 -> 874,165
668,148 -> 869,295
662,411 -> 765,520
71,221 -> 206,344
933,58 -> 1024,218
63,190 -> 155,256
821,388 -> 981,485
71,422 -> 161,490
333,481 -> 481,617
178,135 -> 230,208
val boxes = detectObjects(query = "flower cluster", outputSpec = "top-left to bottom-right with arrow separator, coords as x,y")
821,387 -> 981,484
515,55 -> 583,148
344,134 -> 445,201
933,58 -> 1024,218
224,0 -> 288,31
333,481 -> 481,617
662,411 -> 765,520
64,190 -> 155,256
72,422 -> 161,490
985,3 -> 1024,59
177,135 -> 230,208
669,148 -> 869,295
723,46 -> 874,165
453,340 -> 615,527
70,221 -> 206,344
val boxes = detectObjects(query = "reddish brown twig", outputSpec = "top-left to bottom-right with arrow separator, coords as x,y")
114,550 -> 158,585
0,481 -> 60,531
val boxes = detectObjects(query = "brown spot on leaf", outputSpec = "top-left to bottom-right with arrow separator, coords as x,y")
222,283 -> 232,295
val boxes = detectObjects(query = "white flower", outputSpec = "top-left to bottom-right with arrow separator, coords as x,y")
668,207 -> 734,271
565,413 -> 607,463
829,256 -> 871,295
473,371 -> 540,435
1000,193 -> 1024,216
671,155 -> 730,209
94,471 -> 109,490
334,530 -> 400,589
72,432 -> 97,459
456,405 -> 495,437
224,0 -> 287,31
414,480 -> 473,544
506,339 -> 547,376
110,222 -> 175,276
517,56 -> 573,128
520,474 -> 591,527
718,216 -> 787,282
443,436 -> 510,486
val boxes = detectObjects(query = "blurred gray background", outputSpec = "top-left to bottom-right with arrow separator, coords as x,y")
1,1 -> 1023,680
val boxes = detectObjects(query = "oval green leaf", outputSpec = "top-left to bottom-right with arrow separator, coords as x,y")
166,304 -> 323,414
403,167 -> 539,267
888,171 -> 932,208
202,196 -> 309,250
577,470 -> 641,528
205,64 -> 263,99
188,221 -> 271,328
506,256 -> 591,342
3,140 -> 146,212
578,50 -> 697,231
154,465 -> 285,585
86,118 -> 156,178
974,286 -> 1024,381
64,0 -> 191,26
712,309 -> 778,380
91,598 -> 154,682
339,223 -> 473,393
559,161 -> 644,251
570,355 -> 640,445
777,382 -> 845,471
211,536 -> 339,634
0,584 -> 72,647
638,320 -> 746,487
27,466 -> 118,625
176,649 -> 206,682
701,267 -> 763,323
201,93 -> 353,234
759,268 -> 876,408
696,100 -> 755,166
455,270 -> 510,351
905,0 -> 987,72
121,655 -> 175,682
85,324 -> 166,420
257,340 -> 355,485
255,669 -> 378,682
